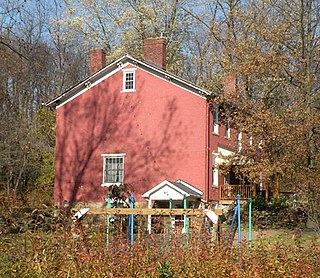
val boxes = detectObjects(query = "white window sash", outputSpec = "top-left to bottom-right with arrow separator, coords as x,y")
225,121 -> 230,138
237,131 -> 242,152
249,135 -> 253,146
101,154 -> 126,186
213,107 -> 219,134
122,69 -> 136,92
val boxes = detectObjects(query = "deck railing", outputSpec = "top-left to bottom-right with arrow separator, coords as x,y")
220,184 -> 255,200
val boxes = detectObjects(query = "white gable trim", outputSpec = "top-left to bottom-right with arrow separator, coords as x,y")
126,56 -> 209,99
142,179 -> 203,201
136,65 -> 207,100
56,62 -> 135,109
48,55 -> 212,109
142,180 -> 189,199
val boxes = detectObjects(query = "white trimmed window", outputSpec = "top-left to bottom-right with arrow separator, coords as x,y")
101,154 -> 125,186
225,121 -> 231,138
248,135 -> 253,146
213,107 -> 219,134
237,131 -> 242,152
122,69 -> 136,92
224,173 -> 230,185
212,153 -> 219,187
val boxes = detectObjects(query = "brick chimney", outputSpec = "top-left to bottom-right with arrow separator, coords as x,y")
224,74 -> 237,96
89,49 -> 106,74
143,38 -> 166,70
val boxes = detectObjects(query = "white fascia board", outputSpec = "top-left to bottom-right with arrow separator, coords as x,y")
56,61 -> 135,109
149,185 -> 186,201
46,55 -> 129,108
137,66 -> 208,100
128,56 -> 210,99
142,179 -> 172,198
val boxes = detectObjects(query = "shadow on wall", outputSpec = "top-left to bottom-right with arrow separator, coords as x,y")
55,79 -> 193,205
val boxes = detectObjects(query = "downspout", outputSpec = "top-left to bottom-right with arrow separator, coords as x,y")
206,102 -> 211,203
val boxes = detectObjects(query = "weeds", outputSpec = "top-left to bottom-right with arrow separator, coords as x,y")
1,223 -> 319,278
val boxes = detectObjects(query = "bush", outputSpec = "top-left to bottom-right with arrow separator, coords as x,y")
0,226 -> 319,277
252,195 -> 268,211
269,197 -> 288,211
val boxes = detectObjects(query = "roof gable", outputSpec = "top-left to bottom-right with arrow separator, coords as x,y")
46,55 -> 213,108
142,179 -> 203,200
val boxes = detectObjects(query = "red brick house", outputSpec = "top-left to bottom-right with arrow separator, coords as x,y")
47,38 -> 252,208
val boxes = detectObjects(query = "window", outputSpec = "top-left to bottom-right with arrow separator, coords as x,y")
248,135 -> 253,146
213,107 -> 219,134
102,154 -> 125,186
122,69 -> 136,92
224,173 -> 230,185
212,153 -> 219,187
237,131 -> 242,152
225,121 -> 231,138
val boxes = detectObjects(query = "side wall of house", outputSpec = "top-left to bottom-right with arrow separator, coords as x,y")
54,64 -> 208,204
210,112 -> 241,200
210,113 -> 251,201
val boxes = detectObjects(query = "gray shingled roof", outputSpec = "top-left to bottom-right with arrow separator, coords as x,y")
171,180 -> 202,197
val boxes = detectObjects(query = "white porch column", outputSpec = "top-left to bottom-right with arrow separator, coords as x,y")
147,199 -> 152,234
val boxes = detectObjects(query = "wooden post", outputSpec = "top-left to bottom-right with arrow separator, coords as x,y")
211,219 -> 220,245
217,216 -> 222,245
274,174 -> 280,198
252,183 -> 257,198
265,186 -> 269,201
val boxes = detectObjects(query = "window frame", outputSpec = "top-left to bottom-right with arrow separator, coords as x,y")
248,134 -> 253,146
213,106 -> 219,134
121,68 -> 136,93
237,131 -> 242,152
225,120 -> 231,138
212,153 -> 219,187
224,172 -> 230,185
101,153 -> 126,187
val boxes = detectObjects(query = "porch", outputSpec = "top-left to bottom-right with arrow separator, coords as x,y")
219,184 -> 257,204
142,179 -> 203,233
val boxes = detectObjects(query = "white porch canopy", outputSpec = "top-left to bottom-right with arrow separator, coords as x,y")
142,179 -> 203,234
142,179 -> 203,201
